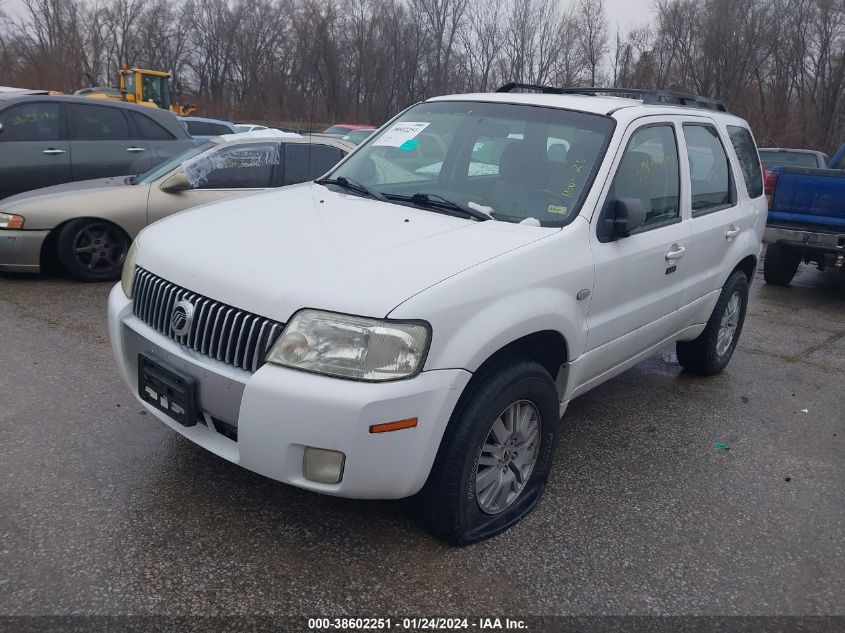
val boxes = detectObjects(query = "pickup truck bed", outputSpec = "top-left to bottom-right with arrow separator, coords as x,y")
763,143 -> 845,285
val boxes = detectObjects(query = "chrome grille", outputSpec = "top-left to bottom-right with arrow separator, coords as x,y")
132,267 -> 284,372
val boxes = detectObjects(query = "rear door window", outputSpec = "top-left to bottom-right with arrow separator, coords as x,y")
68,103 -> 130,140
284,144 -> 346,185
0,102 -> 61,141
727,126 -> 763,199
129,111 -> 174,140
682,124 -> 735,215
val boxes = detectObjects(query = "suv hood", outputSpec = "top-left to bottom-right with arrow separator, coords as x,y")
136,183 -> 554,322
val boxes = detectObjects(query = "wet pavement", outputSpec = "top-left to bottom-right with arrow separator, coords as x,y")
1,261 -> 843,616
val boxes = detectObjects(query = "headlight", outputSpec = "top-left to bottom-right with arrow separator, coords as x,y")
0,213 -> 24,229
267,309 -> 430,381
121,240 -> 139,298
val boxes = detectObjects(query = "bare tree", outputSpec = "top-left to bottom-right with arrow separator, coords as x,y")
577,0 -> 608,87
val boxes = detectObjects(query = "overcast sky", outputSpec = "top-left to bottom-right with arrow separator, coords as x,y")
605,0 -> 657,31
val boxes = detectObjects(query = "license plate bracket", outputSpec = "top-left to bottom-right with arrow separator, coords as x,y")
138,353 -> 198,427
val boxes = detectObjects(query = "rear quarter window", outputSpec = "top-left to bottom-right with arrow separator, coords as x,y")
727,126 -> 763,199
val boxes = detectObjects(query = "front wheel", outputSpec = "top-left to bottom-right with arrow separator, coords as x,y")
55,219 -> 129,281
676,269 -> 749,375
418,358 -> 560,545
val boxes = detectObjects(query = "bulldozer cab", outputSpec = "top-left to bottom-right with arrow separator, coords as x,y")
119,68 -> 171,110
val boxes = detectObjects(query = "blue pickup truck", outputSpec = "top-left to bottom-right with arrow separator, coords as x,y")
763,142 -> 845,285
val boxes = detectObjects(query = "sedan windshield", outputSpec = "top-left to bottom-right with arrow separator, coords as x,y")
327,100 -> 614,225
138,143 -> 214,184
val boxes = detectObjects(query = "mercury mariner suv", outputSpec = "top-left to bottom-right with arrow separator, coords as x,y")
108,84 -> 766,544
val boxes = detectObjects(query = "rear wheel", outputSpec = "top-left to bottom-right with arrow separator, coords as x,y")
418,358 -> 560,545
56,219 -> 129,281
763,242 -> 801,286
676,270 -> 749,375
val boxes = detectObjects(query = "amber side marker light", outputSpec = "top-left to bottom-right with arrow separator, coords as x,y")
369,417 -> 418,434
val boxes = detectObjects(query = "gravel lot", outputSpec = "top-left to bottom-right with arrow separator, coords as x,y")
1,261 -> 843,617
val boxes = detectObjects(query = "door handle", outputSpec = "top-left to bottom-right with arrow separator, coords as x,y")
42,148 -> 65,155
725,225 -> 741,239
126,147 -> 146,153
665,245 -> 686,260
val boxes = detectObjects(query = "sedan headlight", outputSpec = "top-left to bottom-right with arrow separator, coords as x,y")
267,309 -> 430,381
0,213 -> 24,229
121,240 -> 139,298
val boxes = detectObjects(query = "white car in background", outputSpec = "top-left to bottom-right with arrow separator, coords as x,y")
235,123 -> 270,134
108,85 -> 766,544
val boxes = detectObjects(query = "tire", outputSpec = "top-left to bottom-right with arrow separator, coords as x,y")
56,219 -> 129,281
418,358 -> 560,545
763,242 -> 800,286
676,269 -> 749,375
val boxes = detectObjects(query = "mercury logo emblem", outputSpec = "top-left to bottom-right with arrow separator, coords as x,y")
170,300 -> 195,337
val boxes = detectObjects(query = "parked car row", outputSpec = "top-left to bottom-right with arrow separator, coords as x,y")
0,92 -> 356,278
12,81 -> 834,545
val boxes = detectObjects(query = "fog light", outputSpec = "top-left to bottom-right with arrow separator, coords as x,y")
303,447 -> 345,484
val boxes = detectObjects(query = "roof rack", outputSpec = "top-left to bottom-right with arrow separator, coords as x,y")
495,82 -> 729,112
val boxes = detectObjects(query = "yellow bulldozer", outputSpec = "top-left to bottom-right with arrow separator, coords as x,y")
74,67 -> 197,116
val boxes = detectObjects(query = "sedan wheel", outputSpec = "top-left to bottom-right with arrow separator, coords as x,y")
56,219 -> 129,281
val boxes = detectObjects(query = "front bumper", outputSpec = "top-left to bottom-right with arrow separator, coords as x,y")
0,229 -> 48,272
108,285 -> 471,499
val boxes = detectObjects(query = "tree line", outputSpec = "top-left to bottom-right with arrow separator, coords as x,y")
0,0 -> 843,152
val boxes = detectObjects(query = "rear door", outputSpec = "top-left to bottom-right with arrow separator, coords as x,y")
0,100 -> 71,198
147,141 -> 280,224
67,102 -> 146,180
677,119 -> 750,307
583,119 -> 691,379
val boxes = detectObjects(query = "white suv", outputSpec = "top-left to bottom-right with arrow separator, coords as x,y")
108,85 -> 766,544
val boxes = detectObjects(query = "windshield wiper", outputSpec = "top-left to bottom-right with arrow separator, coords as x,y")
125,175 -> 139,185
316,176 -> 386,201
386,192 -> 491,222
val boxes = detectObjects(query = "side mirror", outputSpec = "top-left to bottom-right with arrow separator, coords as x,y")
611,197 -> 647,238
160,171 -> 190,192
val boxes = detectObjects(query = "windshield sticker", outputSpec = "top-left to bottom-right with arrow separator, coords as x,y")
547,205 -> 569,215
399,139 -> 420,152
373,122 -> 430,147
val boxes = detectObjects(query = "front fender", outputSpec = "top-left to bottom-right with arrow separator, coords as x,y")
434,286 -> 584,373
388,226 -> 593,374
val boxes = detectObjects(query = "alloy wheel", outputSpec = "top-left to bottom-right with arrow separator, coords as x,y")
475,399 -> 541,515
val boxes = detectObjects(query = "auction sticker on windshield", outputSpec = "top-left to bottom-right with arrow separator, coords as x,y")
373,122 -> 430,147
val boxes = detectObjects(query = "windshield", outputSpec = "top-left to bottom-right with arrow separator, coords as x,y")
138,143 -> 214,184
759,150 -> 822,170
327,101 -> 614,225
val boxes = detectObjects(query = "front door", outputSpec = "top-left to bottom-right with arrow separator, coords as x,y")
147,142 -> 280,225
0,101 -> 71,199
583,121 -> 691,381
